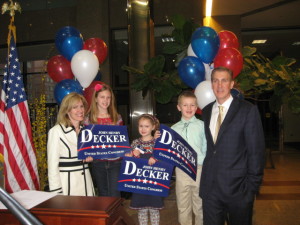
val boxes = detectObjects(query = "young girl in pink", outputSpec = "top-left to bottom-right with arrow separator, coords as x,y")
128,114 -> 163,225
87,83 -> 123,197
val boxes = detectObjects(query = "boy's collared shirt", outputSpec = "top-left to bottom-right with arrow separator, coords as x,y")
171,116 -> 207,165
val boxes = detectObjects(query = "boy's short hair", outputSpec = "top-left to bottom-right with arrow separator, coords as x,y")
177,90 -> 197,104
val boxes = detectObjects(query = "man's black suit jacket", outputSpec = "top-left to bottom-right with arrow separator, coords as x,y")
200,97 -> 265,201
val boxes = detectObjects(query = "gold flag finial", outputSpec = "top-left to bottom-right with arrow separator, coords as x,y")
2,0 -> 21,51
2,0 -> 21,17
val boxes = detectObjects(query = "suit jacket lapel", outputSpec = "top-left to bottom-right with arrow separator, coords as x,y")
203,102 -> 214,145
215,97 -> 240,144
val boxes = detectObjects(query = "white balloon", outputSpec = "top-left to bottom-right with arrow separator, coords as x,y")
187,43 -> 197,57
71,50 -> 99,88
194,81 -> 216,109
204,62 -> 214,81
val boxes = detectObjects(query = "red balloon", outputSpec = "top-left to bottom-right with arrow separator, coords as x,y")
218,30 -> 239,50
196,107 -> 202,115
214,48 -> 243,78
83,38 -> 108,64
83,81 -> 105,107
47,55 -> 74,82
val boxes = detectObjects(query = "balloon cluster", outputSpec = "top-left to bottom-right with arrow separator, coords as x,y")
178,27 -> 243,110
47,26 -> 108,104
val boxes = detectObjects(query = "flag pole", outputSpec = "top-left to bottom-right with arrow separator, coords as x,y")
0,0 -> 20,167
0,0 -> 20,164
1,0 -> 40,192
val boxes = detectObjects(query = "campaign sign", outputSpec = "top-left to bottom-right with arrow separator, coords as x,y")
153,124 -> 197,180
118,157 -> 174,197
77,124 -> 131,159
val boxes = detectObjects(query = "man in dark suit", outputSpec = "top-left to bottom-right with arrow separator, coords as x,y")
200,67 -> 265,225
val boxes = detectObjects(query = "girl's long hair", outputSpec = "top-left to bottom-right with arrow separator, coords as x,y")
88,84 -> 119,124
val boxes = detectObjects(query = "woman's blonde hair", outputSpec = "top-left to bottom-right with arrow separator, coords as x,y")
88,84 -> 119,124
56,92 -> 88,127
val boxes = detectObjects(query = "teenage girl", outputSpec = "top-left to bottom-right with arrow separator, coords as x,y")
87,83 -> 123,197
128,114 -> 163,225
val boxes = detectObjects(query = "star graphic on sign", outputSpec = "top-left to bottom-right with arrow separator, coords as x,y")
154,181 -> 157,185
149,180 -> 153,184
138,179 -> 141,182
168,149 -> 171,152
96,145 -> 99,148
113,145 -> 116,148
177,153 -> 181,158
108,145 -> 111,148
91,145 -> 95,149
133,179 -> 136,182
143,179 -> 147,184
102,144 -> 106,149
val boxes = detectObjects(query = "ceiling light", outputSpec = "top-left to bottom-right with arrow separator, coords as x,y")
252,39 -> 267,44
292,41 -> 300,46
161,37 -> 175,43
206,0 -> 213,17
134,1 -> 148,6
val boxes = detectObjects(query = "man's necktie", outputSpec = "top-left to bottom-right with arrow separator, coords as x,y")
214,106 -> 224,143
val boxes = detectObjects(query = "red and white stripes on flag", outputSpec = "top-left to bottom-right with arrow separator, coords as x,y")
0,27 -> 39,193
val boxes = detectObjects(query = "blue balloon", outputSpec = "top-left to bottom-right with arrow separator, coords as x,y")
178,56 -> 205,89
94,71 -> 102,81
191,26 -> 220,64
231,88 -> 244,99
60,36 -> 83,61
54,79 -> 83,104
55,26 -> 82,52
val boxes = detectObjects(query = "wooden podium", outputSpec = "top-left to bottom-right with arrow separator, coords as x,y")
0,195 -> 135,225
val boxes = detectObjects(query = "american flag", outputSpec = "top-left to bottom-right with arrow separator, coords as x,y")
0,29 -> 40,193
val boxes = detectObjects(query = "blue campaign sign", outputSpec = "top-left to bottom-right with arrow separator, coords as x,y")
77,124 -> 131,159
118,157 -> 174,197
153,124 -> 197,180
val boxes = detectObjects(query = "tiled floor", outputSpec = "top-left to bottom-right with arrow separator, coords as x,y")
124,147 -> 300,225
